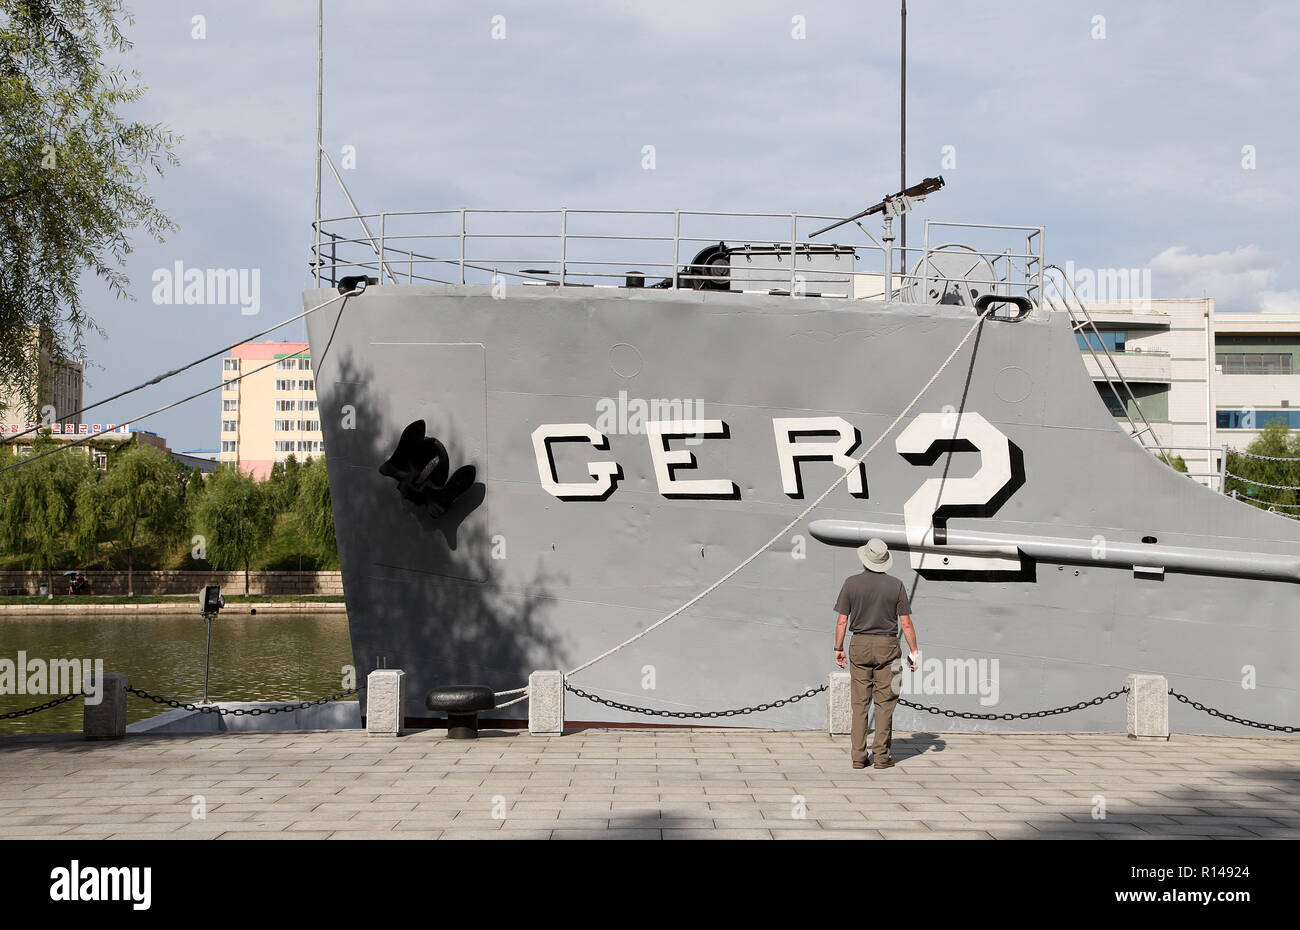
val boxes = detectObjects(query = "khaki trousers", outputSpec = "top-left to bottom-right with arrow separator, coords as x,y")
849,634 -> 901,764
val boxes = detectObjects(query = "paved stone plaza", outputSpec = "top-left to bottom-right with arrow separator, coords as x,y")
0,727 -> 1297,839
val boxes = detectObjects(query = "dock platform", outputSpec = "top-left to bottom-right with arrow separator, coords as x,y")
1,728 -> 1297,839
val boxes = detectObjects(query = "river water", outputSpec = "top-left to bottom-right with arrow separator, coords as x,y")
0,612 -> 354,734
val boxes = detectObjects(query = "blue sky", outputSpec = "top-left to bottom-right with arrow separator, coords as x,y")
72,0 -> 1300,450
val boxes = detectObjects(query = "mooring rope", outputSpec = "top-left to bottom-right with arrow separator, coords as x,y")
1,289 -> 356,449
0,290 -> 361,476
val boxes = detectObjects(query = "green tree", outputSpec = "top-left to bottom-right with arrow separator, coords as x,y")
0,438 -> 91,593
72,442 -> 187,594
267,453 -> 301,511
195,465 -> 275,594
1224,421 -> 1300,513
294,456 -> 337,564
0,0 -> 178,410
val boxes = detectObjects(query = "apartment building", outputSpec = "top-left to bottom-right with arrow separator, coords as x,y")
1069,299 -> 1300,487
219,340 -> 323,480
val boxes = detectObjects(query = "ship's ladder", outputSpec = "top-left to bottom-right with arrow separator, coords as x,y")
1039,265 -> 1163,452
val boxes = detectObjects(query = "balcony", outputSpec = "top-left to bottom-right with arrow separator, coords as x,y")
1081,348 -> 1171,383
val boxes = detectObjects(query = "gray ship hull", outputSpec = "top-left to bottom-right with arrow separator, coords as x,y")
304,284 -> 1299,733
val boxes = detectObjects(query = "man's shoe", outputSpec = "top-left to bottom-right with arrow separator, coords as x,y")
852,761 -> 867,769
873,758 -> 895,769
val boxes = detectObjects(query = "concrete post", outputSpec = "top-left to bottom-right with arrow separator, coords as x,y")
83,673 -> 128,740
1126,673 -> 1169,740
366,669 -> 405,737
828,672 -> 851,736
528,670 -> 564,735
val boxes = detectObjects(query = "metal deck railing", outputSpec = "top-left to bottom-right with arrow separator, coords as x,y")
310,208 -> 1045,308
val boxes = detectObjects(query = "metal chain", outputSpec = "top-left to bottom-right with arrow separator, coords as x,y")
565,683 -> 827,719
1231,449 -> 1300,462
1223,471 -> 1300,491
0,692 -> 81,720
1168,688 -> 1297,733
898,688 -> 1127,721
126,686 -> 358,716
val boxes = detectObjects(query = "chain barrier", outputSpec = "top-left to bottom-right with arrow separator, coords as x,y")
0,692 -> 81,720
899,688 -> 1128,721
126,686 -> 358,716
1231,450 -> 1300,462
1168,688 -> 1297,734
565,683 -> 827,719
1223,471 -> 1300,491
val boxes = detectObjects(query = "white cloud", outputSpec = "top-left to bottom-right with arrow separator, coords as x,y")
1147,245 -> 1300,312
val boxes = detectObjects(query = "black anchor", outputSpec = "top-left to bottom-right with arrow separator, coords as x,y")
378,420 -> 476,517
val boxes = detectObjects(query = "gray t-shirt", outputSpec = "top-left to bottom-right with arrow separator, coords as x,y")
834,571 -> 911,636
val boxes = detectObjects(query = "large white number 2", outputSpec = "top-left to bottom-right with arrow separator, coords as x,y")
894,412 -> 1032,580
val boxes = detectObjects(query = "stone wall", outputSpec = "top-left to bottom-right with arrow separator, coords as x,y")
0,570 -> 343,597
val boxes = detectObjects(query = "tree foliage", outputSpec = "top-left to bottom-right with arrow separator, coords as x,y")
0,436 -> 92,591
194,465 -> 276,593
293,456 -> 337,564
1224,421 -> 1300,514
72,441 -> 187,593
0,0 -> 178,412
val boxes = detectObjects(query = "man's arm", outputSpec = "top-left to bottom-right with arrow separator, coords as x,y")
900,614 -> 919,667
834,613 -> 848,668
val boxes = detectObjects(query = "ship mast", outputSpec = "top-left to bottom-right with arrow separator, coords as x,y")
313,0 -> 324,285
899,0 -> 907,269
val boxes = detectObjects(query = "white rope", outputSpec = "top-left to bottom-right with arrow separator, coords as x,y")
0,290 -> 361,476
561,304 -> 998,680
494,692 -> 529,709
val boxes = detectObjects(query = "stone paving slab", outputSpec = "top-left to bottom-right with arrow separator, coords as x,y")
0,727 -> 1296,840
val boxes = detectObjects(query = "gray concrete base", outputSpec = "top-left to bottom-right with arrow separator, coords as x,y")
528,670 -> 564,735
126,701 -> 361,733
1126,673 -> 1170,740
84,674 -> 128,740
827,672 -> 851,735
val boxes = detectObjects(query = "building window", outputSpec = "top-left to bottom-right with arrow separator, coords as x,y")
298,399 -> 317,412
221,440 -> 238,453
222,420 -> 238,433
297,440 -> 324,453
274,419 -> 295,431
274,378 -> 294,391
222,399 -> 238,411
297,379 -> 314,392
276,358 -> 299,370
274,440 -> 296,452
1076,331 -> 1126,353
297,420 -> 319,432
223,358 -> 240,371
1099,391 -> 1127,418
275,399 -> 296,412
299,358 -> 312,370
1215,353 -> 1293,375
1217,409 -> 1300,429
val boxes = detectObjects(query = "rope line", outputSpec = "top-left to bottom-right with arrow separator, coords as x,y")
1,290 -> 354,448
559,304 -> 997,681
0,290 -> 360,476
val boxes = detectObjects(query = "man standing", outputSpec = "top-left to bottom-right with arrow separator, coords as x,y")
833,538 -> 919,770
